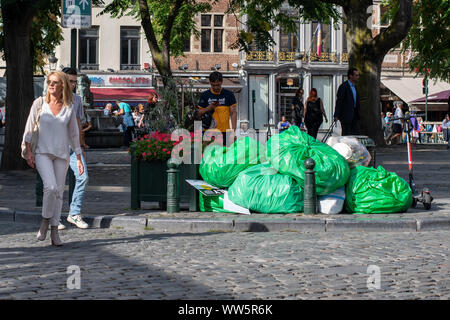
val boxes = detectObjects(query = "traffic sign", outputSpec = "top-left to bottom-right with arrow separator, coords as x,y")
62,0 -> 92,29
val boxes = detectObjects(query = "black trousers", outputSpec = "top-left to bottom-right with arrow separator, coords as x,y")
305,120 -> 323,140
341,119 -> 360,136
123,126 -> 134,147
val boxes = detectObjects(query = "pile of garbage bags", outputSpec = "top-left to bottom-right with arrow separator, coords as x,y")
198,126 -> 412,214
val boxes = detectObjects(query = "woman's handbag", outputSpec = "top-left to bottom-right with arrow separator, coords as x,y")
21,97 -> 44,159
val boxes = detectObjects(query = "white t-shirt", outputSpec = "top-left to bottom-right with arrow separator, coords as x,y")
394,107 -> 403,125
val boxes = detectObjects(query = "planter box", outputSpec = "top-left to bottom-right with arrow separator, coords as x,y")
131,158 -> 200,211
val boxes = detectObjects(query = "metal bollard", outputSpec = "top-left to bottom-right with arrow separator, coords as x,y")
167,158 -> 181,213
303,158 -> 317,214
36,173 -> 43,207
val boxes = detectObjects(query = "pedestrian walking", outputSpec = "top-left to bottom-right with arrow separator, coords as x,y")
22,71 -> 84,246
116,100 -> 135,147
291,88 -> 304,127
304,88 -> 328,139
384,112 -> 393,140
442,114 -> 450,149
62,67 -> 89,229
334,68 -> 361,136
196,71 -> 237,146
387,102 -> 405,145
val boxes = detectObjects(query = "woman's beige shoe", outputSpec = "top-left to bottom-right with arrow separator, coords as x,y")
50,226 -> 63,246
37,218 -> 50,241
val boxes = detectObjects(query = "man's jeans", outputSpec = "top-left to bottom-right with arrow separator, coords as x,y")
69,150 -> 88,216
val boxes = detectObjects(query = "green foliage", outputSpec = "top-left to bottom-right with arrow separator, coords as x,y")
228,0 -> 341,52
402,0 -> 450,81
101,0 -> 213,58
144,76 -> 199,132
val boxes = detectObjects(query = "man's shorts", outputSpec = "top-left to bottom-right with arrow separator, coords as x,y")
393,123 -> 402,134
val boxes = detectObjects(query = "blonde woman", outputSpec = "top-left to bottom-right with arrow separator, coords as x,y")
22,71 -> 84,246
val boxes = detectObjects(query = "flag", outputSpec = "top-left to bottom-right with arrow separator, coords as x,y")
314,22 -> 322,57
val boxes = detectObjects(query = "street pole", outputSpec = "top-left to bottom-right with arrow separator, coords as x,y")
425,77 -> 428,122
71,29 -> 77,68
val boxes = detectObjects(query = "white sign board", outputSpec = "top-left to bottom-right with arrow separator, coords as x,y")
62,0 -> 92,29
87,74 -> 153,88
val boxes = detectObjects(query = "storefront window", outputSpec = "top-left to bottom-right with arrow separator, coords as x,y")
249,75 -> 269,130
312,75 -> 333,130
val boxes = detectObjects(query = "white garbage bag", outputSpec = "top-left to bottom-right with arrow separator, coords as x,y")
318,187 -> 345,214
326,136 -> 371,168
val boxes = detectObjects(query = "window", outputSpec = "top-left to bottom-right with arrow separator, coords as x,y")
183,36 -> 191,52
312,75 -> 333,130
79,27 -> 99,70
201,14 -> 224,52
279,23 -> 299,52
120,27 -> 140,70
312,22 -> 332,54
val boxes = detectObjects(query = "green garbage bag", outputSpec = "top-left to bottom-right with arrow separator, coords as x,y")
199,193 -> 233,213
199,137 -> 266,188
228,163 -> 303,213
345,166 -> 412,214
266,125 -> 350,195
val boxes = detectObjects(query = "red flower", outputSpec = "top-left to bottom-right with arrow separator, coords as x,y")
142,152 -> 146,157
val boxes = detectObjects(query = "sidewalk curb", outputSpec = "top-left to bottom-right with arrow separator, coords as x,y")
1,209 -> 450,233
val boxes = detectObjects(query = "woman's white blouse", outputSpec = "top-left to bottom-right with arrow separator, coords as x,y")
23,98 -> 81,159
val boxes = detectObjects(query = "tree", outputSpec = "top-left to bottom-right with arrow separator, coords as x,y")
101,0 -> 214,88
0,0 -> 102,170
402,0 -> 450,82
0,0 -> 53,170
231,0 -> 413,145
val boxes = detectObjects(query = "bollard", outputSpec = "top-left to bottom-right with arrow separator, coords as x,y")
36,173 -> 43,207
167,158 -> 181,213
303,158 -> 317,214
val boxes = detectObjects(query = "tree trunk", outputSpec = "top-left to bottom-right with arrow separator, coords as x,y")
343,0 -> 412,146
0,3 -> 37,170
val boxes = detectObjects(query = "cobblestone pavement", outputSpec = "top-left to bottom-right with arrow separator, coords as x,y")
0,222 -> 448,300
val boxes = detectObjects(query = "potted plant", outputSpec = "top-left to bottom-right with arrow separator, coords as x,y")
130,131 -> 204,211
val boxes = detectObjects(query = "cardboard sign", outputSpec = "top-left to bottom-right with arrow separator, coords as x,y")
185,180 -> 226,196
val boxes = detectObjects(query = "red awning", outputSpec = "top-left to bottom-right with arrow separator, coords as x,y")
90,88 -> 158,101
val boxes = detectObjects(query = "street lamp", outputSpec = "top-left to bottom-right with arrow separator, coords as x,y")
48,54 -> 58,70
294,53 -> 309,89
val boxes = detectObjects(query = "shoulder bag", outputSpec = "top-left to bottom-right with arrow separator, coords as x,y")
21,97 -> 44,159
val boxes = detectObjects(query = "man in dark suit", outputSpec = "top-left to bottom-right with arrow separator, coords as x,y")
334,68 -> 361,136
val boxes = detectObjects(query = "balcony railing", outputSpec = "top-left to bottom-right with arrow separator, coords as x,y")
342,52 -> 349,63
120,64 -> 141,70
246,51 -> 274,62
246,51 -> 349,64
79,63 -> 99,71
309,51 -> 338,62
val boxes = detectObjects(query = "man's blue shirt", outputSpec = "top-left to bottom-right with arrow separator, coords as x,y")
348,80 -> 356,108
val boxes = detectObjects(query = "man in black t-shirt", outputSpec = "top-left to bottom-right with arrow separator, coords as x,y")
195,71 -> 237,145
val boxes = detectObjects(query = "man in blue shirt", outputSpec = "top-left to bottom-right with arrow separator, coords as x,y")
334,68 -> 361,136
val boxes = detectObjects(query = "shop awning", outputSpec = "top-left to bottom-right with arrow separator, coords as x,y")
90,88 -> 158,101
380,77 -> 450,104
410,89 -> 450,103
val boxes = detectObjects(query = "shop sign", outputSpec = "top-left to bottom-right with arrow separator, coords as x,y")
87,74 -> 152,87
